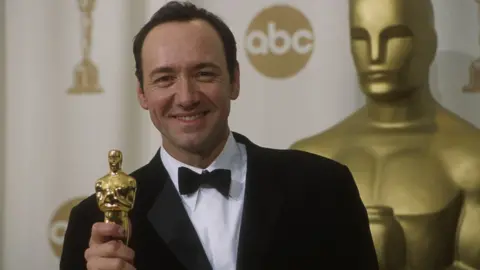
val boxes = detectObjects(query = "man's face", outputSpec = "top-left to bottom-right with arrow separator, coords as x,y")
137,19 -> 239,154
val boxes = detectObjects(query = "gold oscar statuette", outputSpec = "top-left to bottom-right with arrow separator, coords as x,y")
68,0 -> 103,94
463,0 -> 480,93
95,150 -> 137,245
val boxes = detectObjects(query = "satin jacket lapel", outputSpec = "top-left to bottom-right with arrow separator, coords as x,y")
144,150 -> 212,270
233,133 -> 287,270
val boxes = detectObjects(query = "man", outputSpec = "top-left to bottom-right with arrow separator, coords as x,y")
60,1 -> 378,269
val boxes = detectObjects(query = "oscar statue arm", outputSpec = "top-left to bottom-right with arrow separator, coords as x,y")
444,148 -> 480,270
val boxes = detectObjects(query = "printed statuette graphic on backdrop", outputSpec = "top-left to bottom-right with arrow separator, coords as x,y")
95,149 -> 137,245
463,0 -> 480,93
68,0 -> 103,94
49,197 -> 87,258
245,5 -> 315,79
291,0 -> 480,269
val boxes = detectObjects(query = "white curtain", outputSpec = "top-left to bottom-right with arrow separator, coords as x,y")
431,0 -> 480,127
1,0 -> 479,269
2,0 -> 162,269
0,0 -> 6,268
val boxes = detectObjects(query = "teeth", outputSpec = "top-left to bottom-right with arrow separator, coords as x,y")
176,113 -> 203,121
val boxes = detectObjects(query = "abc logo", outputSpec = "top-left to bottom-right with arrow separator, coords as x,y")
245,5 -> 315,78
48,197 -> 86,258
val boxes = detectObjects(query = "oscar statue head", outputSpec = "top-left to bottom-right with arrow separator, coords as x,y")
95,150 -> 137,213
349,0 -> 437,101
107,149 -> 122,172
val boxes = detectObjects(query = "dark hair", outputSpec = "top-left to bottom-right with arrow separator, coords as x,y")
133,1 -> 238,89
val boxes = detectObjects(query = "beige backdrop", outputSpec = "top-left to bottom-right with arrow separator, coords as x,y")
1,0 -> 479,269
0,0 -> 6,268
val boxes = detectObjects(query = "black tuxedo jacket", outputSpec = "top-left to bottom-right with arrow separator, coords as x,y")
60,133 -> 378,270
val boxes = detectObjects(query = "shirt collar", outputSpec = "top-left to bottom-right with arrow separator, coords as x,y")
160,132 -> 244,208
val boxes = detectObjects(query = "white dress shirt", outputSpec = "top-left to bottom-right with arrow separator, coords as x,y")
160,133 -> 247,270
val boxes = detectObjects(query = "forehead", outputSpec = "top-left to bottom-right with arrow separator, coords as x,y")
141,19 -> 226,69
109,153 -> 120,158
351,0 -> 407,28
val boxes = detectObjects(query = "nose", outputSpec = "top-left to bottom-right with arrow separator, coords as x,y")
176,77 -> 200,109
369,36 -> 383,64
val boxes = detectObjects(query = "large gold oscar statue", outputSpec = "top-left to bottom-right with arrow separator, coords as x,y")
291,0 -> 480,269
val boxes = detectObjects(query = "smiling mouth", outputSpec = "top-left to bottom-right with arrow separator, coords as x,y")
172,111 -> 209,121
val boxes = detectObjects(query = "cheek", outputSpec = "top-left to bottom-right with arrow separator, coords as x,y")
351,42 -> 369,70
203,85 -> 232,111
145,92 -> 172,116
385,38 -> 413,70
144,93 -> 174,131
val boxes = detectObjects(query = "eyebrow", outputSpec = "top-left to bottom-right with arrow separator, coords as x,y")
148,62 -> 222,78
148,66 -> 175,78
194,62 -> 221,71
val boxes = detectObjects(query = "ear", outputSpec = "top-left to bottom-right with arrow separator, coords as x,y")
230,62 -> 240,100
136,81 -> 148,110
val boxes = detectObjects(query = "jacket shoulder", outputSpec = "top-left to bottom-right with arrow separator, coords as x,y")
259,146 -> 355,196
263,147 -> 347,172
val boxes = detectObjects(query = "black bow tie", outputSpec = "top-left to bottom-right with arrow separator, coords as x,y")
178,167 -> 232,197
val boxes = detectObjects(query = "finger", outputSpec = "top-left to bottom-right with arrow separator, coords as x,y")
89,222 -> 126,246
86,256 -> 135,270
85,240 -> 135,264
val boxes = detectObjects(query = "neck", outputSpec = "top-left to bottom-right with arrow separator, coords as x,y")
366,85 -> 437,128
110,166 -> 121,174
163,128 -> 230,169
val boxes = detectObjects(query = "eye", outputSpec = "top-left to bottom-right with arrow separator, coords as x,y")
380,25 -> 413,40
351,27 -> 369,41
155,76 -> 172,82
153,75 -> 175,87
196,71 -> 217,82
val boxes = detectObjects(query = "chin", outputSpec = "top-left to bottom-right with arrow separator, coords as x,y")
361,81 -> 411,101
174,132 -> 212,152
